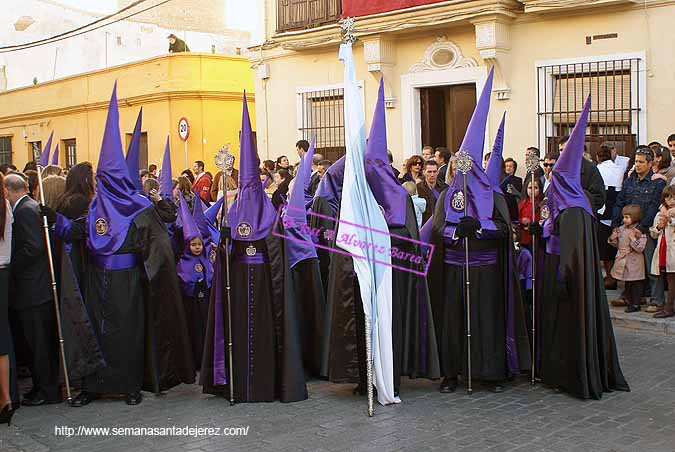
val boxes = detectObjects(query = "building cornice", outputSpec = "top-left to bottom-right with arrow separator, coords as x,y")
0,53 -> 250,97
0,90 -> 253,125
519,0 -> 675,13
250,0 -> 675,56
251,0 -> 522,53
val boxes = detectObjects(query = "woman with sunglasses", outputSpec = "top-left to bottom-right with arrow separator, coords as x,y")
399,155 -> 424,184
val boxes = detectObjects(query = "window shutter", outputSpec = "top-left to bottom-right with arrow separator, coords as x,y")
552,69 -> 632,124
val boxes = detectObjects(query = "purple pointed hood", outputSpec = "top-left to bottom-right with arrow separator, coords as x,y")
125,108 -> 143,191
486,113 -> 506,194
51,143 -> 60,166
177,192 -> 213,291
179,192 -> 202,245
544,96 -> 594,236
159,136 -> 173,197
228,92 -> 276,241
193,195 -> 220,247
314,155 -> 345,216
87,82 -> 151,256
365,79 -> 408,227
284,135 -> 318,268
205,196 -> 223,225
444,67 -> 496,232
38,131 -> 54,167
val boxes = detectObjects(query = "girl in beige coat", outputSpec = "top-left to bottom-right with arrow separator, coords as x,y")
649,186 -> 675,318
609,204 -> 647,313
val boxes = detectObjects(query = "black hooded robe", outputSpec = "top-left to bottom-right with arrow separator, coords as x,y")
429,192 -> 531,385
181,282 -> 210,371
63,207 -> 195,394
285,250 -> 326,379
540,207 -> 629,399
200,234 -> 307,403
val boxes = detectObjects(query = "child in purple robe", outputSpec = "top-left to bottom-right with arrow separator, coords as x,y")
176,194 -> 214,370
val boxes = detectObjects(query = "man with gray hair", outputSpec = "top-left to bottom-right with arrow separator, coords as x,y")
5,173 -> 60,406
308,152 -> 324,196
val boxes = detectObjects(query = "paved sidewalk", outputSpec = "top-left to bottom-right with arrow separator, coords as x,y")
1,328 -> 674,452
607,289 -> 675,336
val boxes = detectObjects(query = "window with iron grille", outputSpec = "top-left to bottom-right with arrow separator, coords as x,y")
0,137 -> 11,165
64,139 -> 76,168
297,87 -> 346,163
277,0 -> 342,33
536,57 -> 643,159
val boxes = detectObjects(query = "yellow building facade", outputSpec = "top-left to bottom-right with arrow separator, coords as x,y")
251,0 -> 675,173
0,52 -> 255,175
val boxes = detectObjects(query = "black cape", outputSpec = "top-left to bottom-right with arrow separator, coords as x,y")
55,206 -> 107,382
200,233 -> 307,402
309,196 -> 336,297
60,207 -> 195,393
322,198 -> 441,387
285,248 -> 326,379
540,207 -> 629,399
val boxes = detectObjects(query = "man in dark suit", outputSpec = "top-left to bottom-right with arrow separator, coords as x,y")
5,174 -> 60,406
541,151 -> 559,197
503,157 -> 523,193
307,153 -> 324,196
416,160 -> 448,224
434,147 -> 452,183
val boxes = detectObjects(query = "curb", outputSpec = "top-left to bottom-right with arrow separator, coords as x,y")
610,306 -> 674,336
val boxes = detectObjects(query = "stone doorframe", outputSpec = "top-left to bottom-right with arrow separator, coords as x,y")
400,37 -> 489,159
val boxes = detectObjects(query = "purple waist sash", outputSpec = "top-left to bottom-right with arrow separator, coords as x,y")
444,248 -> 498,267
93,253 -> 138,271
235,253 -> 267,265
546,235 -> 560,255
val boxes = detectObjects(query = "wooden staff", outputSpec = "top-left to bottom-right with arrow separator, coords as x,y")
36,162 -> 72,404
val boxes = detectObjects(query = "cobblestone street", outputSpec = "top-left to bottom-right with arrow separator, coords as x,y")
0,327 -> 673,452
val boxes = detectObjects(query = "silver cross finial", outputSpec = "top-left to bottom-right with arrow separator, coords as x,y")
455,150 -> 474,175
215,145 -> 235,176
341,17 -> 356,44
525,149 -> 540,173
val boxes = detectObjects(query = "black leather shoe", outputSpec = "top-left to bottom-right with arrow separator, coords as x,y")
70,392 -> 98,407
486,383 -> 505,393
125,392 -> 143,406
625,305 -> 640,313
352,384 -> 366,396
439,377 -> 457,393
21,392 -> 48,407
21,388 -> 37,400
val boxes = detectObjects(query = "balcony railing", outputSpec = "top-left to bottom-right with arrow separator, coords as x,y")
277,0 -> 342,33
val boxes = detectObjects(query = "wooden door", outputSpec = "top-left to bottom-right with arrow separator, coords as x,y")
420,87 -> 446,150
139,133 -> 148,170
446,84 -> 476,153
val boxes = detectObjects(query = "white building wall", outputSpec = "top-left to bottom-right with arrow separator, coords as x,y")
1,0 -> 251,91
